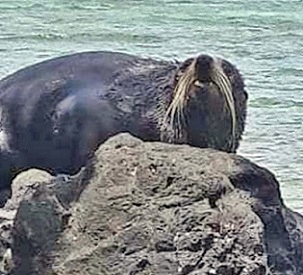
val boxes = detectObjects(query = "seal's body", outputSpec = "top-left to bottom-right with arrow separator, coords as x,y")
0,51 -> 248,190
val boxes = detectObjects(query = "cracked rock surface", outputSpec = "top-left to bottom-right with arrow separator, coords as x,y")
0,133 -> 302,274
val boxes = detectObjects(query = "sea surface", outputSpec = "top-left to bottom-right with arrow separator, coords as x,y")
0,0 -> 302,212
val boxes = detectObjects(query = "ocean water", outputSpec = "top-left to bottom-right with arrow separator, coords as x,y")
0,0 -> 302,212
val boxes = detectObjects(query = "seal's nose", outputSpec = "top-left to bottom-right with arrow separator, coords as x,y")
195,54 -> 214,83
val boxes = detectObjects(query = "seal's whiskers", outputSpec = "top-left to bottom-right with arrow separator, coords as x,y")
164,59 -> 197,140
211,60 -> 236,151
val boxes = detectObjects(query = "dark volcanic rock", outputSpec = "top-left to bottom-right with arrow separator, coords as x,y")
2,133 -> 303,275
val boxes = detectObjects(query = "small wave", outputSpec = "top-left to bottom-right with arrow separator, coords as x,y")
1,33 -> 67,41
250,97 -> 303,109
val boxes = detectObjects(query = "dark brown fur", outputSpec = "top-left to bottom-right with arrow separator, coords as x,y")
0,51 -> 248,194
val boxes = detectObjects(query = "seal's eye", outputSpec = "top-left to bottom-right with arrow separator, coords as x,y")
52,112 -> 62,135
51,111 -> 60,122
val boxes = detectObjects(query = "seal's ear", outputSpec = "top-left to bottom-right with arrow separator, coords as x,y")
195,54 -> 214,83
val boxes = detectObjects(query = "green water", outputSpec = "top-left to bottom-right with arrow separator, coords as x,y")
0,0 -> 303,212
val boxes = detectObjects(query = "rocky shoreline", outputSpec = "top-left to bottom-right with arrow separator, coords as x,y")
0,133 -> 302,274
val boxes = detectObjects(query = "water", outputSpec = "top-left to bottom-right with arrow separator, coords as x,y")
0,0 -> 302,212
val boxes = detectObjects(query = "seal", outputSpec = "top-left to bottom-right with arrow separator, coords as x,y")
0,51 -> 248,192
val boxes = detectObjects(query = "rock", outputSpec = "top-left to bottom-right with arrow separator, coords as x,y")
2,133 -> 303,275
0,169 -> 53,274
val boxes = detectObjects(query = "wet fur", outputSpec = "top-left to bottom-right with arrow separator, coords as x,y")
0,51 -> 248,190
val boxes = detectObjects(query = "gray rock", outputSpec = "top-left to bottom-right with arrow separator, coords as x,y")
2,133 -> 302,275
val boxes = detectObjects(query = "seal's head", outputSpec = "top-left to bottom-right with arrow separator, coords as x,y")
164,54 -> 237,152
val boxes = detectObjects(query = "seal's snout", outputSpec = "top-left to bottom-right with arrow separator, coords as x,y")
195,54 -> 214,83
